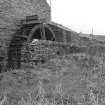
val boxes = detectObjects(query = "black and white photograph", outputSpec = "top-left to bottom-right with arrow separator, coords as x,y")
0,0 -> 105,105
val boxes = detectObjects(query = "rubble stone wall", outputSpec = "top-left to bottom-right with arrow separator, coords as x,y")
0,0 -> 51,71
0,0 -> 50,39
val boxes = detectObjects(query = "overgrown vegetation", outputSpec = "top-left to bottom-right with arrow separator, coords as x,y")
1,39 -> 105,105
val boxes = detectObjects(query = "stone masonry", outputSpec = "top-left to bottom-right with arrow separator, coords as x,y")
0,0 -> 51,40
0,0 -> 51,71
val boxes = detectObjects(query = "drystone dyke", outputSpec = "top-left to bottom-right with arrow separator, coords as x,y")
20,40 -> 87,67
21,40 -> 60,66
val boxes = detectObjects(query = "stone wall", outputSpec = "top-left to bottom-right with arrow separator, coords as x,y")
0,0 -> 51,40
0,0 -> 51,71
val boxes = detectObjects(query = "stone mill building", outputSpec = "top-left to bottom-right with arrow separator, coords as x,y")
0,0 -> 81,70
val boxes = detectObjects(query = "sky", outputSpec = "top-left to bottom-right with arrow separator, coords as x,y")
47,0 -> 105,35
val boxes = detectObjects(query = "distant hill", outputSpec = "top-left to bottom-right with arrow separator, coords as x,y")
79,33 -> 105,43
93,35 -> 105,42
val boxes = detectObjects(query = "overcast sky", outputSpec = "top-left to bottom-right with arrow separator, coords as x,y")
47,0 -> 105,35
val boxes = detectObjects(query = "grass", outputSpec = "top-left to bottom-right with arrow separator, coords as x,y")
0,53 -> 105,105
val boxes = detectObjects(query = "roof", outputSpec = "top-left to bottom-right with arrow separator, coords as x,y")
48,21 -> 77,33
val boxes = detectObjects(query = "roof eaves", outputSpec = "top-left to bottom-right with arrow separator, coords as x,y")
48,21 -> 76,32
